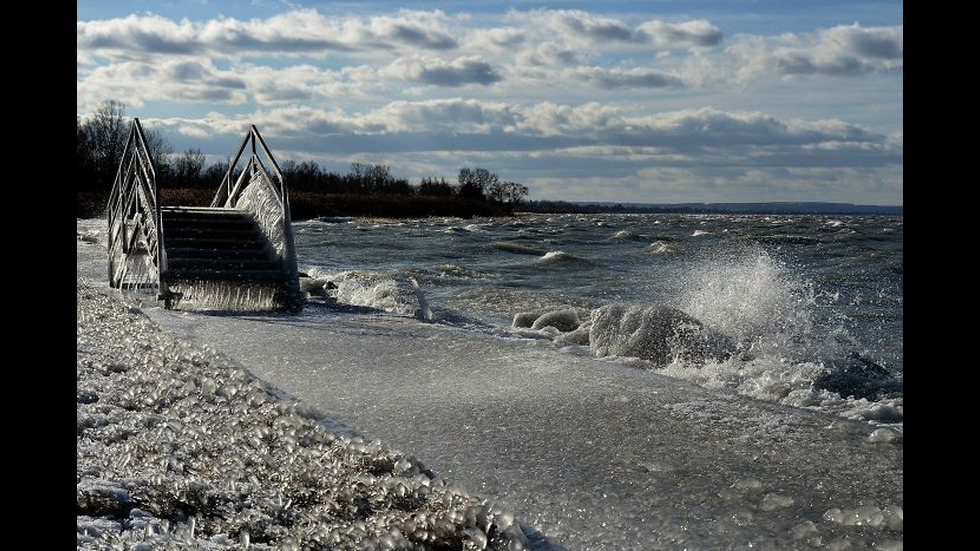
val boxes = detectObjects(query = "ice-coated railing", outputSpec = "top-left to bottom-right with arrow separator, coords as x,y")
106,118 -> 168,297
210,125 -> 301,307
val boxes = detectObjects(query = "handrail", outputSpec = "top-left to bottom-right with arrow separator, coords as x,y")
211,125 -> 286,207
106,118 -> 167,297
211,125 -> 300,308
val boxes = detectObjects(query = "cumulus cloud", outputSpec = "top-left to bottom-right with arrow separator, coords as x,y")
515,42 -> 581,68
77,7 -> 901,204
76,59 -> 250,108
76,9 -> 459,59
381,56 -> 503,87
508,10 -> 723,50
138,100 -> 899,204
733,24 -> 903,79
363,99 -> 518,132
637,20 -> 724,47
77,8 -> 903,111
524,9 -> 639,43
367,11 -> 458,50
573,67 -> 686,89
473,27 -> 527,49
150,100 -> 890,156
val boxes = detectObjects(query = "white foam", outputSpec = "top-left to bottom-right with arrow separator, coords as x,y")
592,247 -> 904,424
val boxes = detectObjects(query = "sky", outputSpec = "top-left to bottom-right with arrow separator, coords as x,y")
77,1 -> 903,205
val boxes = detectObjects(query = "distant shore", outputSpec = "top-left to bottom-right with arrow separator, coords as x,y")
77,189 -> 512,220
77,190 -> 902,220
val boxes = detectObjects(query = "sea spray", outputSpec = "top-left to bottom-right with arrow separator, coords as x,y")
677,246 -> 824,361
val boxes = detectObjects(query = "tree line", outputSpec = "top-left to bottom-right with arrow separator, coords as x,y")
77,101 -> 528,216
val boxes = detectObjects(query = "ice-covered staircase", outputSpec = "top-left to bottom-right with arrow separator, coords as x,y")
108,119 -> 300,310
161,207 -> 284,281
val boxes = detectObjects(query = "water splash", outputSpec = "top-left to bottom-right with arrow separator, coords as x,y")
652,246 -> 902,424
677,247 -> 825,361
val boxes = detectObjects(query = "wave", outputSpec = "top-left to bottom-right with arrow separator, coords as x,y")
502,247 -> 902,425
437,264 -> 485,279
539,251 -> 591,265
492,241 -> 548,255
392,264 -> 487,283
611,229 -> 649,241
676,248 -> 822,360
644,241 -> 675,255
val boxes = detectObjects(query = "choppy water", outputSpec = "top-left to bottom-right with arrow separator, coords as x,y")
294,213 -> 903,426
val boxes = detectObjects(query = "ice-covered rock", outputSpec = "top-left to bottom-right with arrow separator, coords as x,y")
531,309 -> 583,332
589,303 -> 734,368
814,352 -> 903,400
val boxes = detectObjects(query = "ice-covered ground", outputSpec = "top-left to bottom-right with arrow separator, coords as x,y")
78,281 -> 531,549
78,219 -> 903,549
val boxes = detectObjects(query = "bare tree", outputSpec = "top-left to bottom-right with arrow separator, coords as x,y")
458,167 -> 498,200
89,100 -> 128,177
172,148 -> 206,187
143,127 -> 173,167
487,179 -> 529,206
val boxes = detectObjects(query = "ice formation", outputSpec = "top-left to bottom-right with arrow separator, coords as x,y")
77,281 -> 528,550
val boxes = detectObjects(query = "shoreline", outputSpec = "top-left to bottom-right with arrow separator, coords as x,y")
78,218 -> 902,549
77,281 -> 533,549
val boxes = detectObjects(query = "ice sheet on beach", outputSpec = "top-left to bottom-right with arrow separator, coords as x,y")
144,303 -> 903,550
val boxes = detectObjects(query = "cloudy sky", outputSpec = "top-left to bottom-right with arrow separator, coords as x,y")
77,1 -> 903,205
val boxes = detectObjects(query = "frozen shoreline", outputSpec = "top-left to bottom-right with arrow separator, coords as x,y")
78,219 -> 903,549
77,280 -> 531,549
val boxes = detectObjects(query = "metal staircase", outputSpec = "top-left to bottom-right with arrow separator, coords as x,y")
107,119 -> 300,310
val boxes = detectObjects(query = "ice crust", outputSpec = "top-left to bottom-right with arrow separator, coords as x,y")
77,281 -> 528,550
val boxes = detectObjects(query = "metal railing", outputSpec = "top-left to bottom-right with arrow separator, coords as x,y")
211,125 -> 301,307
106,118 -> 168,297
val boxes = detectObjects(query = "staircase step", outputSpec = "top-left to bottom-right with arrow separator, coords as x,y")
164,226 -> 263,239
165,247 -> 273,261
164,237 -> 268,250
162,217 -> 255,228
167,258 -> 281,271
161,206 -> 248,215
163,268 -> 288,281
